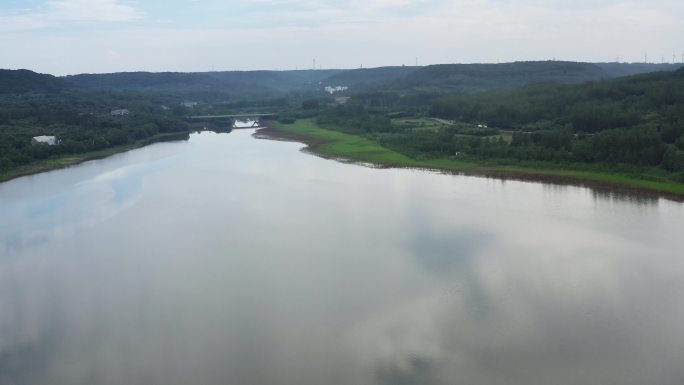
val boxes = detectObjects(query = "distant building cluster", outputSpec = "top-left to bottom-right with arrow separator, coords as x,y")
32,136 -> 58,146
181,101 -> 198,108
111,108 -> 130,116
325,86 -> 349,95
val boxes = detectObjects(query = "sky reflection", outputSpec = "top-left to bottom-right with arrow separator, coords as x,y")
1,130 -> 684,385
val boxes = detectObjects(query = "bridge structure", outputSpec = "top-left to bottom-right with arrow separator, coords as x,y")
187,113 -> 277,129
188,113 -> 277,120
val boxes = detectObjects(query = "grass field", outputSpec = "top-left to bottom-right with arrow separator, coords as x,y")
265,119 -> 421,165
266,119 -> 684,198
391,118 -> 444,132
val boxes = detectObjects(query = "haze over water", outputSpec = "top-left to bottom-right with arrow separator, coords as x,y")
1,129 -> 684,385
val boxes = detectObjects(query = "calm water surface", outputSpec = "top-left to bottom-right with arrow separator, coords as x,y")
1,129 -> 684,385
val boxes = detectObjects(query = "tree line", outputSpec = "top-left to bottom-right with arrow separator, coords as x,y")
0,87 -> 190,172
428,68 -> 684,173
285,68 -> 684,180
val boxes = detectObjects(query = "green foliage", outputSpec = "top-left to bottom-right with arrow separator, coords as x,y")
64,70 -> 346,100
5,64 -> 684,192
269,119 -> 418,165
322,66 -> 419,86
391,61 -> 607,93
676,134 -> 684,151
662,145 -> 684,172
595,62 -> 683,77
279,116 -> 296,124
317,103 -> 393,134
0,70 -> 190,175
301,99 -> 320,110
270,119 -> 684,196
326,62 -> 682,94
0,69 -> 68,94
423,68 -> 684,172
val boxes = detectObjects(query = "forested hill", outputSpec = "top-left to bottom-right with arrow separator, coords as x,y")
320,61 -> 683,93
64,69 -> 346,98
595,62 -> 683,78
206,69 -> 344,92
0,69 -> 191,178
389,61 -> 606,92
321,66 -> 420,86
60,62 -> 684,98
64,72 -> 272,99
427,67 -> 684,173
0,69 -> 69,94
431,67 -> 684,131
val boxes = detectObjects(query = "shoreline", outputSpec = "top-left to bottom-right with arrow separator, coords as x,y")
0,132 -> 190,184
256,120 -> 684,202
4,122 -> 684,202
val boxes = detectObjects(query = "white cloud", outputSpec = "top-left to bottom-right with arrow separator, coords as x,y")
0,13 -> 50,31
0,0 -> 141,31
241,0 -> 440,22
1,0 -> 683,73
46,0 -> 142,22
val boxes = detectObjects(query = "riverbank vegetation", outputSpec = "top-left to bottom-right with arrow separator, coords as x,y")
0,70 -> 192,179
0,132 -> 189,182
3,63 -> 684,196
267,67 -> 684,195
264,119 -> 684,197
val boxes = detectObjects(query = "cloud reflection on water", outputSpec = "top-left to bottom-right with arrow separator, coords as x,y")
0,130 -> 684,385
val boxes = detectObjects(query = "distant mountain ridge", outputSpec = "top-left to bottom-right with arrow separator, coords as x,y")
63,72 -> 270,98
594,62 -> 684,78
62,62 -> 684,97
206,70 -> 345,92
64,70 -> 345,99
0,69 -> 68,94
321,61 -> 684,93
321,66 -> 420,86
3,61 -> 682,99
387,61 -> 606,92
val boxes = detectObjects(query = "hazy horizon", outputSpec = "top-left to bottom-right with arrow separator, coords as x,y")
7,59 -> 684,77
1,0 -> 683,76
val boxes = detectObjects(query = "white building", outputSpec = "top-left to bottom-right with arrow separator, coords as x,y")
32,136 -> 58,145
325,86 -> 349,95
111,108 -> 130,116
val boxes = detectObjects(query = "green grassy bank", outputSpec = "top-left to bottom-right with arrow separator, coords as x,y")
265,119 -> 684,198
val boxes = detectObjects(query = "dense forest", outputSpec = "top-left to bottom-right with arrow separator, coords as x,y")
0,70 -> 190,174
64,69 -> 344,99
387,61 -> 607,92
318,61 -> 683,93
290,67 -> 684,181
428,68 -> 684,172
62,61 -> 684,98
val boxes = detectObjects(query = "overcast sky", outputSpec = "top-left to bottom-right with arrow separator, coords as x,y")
1,0 -> 683,75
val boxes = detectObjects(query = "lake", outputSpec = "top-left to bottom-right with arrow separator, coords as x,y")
1,129 -> 684,385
